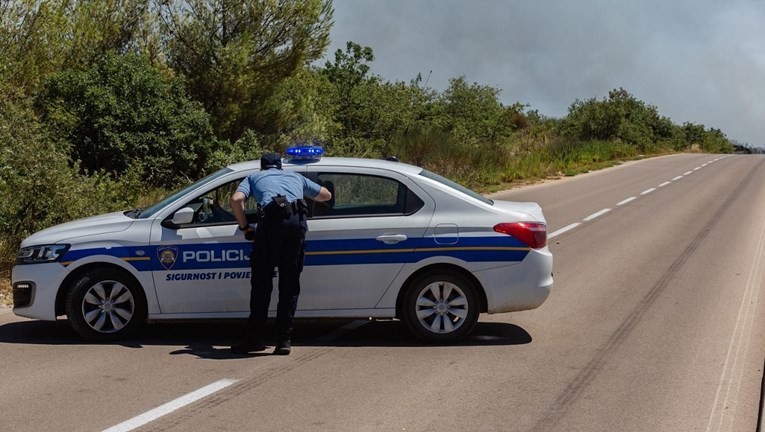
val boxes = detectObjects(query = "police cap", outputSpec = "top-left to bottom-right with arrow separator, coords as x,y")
260,152 -> 282,170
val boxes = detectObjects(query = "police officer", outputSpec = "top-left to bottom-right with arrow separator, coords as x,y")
230,152 -> 331,355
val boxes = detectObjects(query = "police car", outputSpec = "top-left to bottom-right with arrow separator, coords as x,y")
11,146 -> 553,343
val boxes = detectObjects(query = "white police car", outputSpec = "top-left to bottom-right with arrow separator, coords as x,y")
11,146 -> 553,343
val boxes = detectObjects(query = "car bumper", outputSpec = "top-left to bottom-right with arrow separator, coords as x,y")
11,263 -> 67,321
476,248 -> 553,313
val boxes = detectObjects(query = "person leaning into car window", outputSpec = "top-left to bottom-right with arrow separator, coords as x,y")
230,152 -> 331,356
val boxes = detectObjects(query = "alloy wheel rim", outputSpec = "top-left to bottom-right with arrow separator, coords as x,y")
415,281 -> 469,334
81,280 -> 135,333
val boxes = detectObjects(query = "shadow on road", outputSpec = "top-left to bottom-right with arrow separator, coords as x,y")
0,317 -> 532,358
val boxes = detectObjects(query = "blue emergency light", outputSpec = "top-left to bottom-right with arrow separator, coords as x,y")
286,145 -> 324,161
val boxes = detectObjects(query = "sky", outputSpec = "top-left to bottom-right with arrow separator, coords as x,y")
323,0 -> 765,147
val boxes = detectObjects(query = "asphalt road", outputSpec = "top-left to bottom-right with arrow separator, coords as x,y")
2,153 -> 765,432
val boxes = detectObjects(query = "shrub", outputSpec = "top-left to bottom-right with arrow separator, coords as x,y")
38,52 -> 221,188
0,81 -> 133,255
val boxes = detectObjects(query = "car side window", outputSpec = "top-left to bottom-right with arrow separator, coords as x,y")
185,178 -> 258,225
310,173 -> 424,218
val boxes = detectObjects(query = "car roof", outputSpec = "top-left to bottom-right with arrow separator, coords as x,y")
227,156 -> 425,176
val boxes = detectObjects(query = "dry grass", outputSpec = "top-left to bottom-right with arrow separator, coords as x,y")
0,271 -> 11,307
0,239 -> 12,307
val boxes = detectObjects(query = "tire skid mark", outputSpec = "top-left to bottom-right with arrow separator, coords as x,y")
531,157 -> 765,432
142,348 -> 332,432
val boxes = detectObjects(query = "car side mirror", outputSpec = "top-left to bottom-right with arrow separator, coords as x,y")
170,207 -> 195,226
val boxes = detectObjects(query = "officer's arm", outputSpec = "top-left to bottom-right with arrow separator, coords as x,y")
231,191 -> 248,229
313,186 -> 332,202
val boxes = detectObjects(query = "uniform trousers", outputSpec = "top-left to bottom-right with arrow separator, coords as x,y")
245,210 -> 307,344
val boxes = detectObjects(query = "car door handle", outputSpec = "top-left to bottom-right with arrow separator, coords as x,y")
376,234 -> 407,244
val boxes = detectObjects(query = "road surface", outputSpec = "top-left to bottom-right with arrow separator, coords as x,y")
2,153 -> 764,432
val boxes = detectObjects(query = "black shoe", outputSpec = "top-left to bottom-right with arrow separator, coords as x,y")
273,340 -> 291,356
231,342 -> 267,354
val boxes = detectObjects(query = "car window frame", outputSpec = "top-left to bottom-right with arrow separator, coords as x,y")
303,170 -> 425,220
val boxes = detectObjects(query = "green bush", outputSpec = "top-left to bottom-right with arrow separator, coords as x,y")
0,81 -> 137,255
38,52 -> 221,188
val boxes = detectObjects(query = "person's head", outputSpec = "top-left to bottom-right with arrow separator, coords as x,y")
260,152 -> 282,170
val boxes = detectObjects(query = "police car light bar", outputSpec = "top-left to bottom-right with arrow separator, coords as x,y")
286,145 -> 324,160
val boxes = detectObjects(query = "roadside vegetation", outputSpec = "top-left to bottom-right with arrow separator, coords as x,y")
0,0 -> 744,305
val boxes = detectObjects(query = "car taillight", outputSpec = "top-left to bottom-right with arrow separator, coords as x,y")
493,222 -> 547,249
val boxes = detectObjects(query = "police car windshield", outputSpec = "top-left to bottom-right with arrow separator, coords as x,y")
136,168 -> 234,219
419,170 -> 493,205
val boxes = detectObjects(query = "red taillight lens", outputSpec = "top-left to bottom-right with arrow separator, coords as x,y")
493,222 -> 547,249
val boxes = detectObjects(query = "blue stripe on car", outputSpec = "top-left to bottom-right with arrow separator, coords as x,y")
58,236 -> 529,271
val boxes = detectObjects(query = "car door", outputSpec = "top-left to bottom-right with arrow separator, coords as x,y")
150,175 -> 256,315
299,166 -> 435,311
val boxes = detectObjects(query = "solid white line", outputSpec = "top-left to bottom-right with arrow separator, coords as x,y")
658,181 -> 671,187
672,176 -> 683,181
102,379 -> 238,432
684,171 -> 693,175
616,197 -> 636,206
641,188 -> 656,195
583,208 -> 611,222
706,217 -> 765,432
549,223 -> 581,239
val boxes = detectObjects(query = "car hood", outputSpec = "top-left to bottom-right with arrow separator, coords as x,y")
20,211 -> 135,247
491,200 -> 546,223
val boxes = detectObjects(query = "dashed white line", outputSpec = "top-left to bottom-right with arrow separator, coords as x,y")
547,157 -> 725,240
549,223 -> 581,239
617,197 -> 637,206
103,379 -> 239,432
583,208 -> 611,222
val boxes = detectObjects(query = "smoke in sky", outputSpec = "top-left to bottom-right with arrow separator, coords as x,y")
326,0 -> 765,146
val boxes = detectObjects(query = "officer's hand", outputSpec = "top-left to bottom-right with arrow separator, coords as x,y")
244,227 -> 256,241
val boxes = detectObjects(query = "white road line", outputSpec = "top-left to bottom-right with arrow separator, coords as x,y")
694,167 -> 701,171
103,379 -> 238,432
658,181 -> 671,187
549,223 -> 581,239
641,188 -> 656,195
706,217 -> 765,432
583,208 -> 611,222
684,171 -> 693,175
702,163 -> 708,167
616,197 -> 636,206
672,176 -> 683,181
316,320 -> 369,342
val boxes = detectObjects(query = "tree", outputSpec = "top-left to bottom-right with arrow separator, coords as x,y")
0,0 -> 149,93
322,41 -> 375,134
39,52 -> 219,187
436,76 -> 511,146
0,81 -> 132,254
157,0 -> 334,140
561,88 -> 670,151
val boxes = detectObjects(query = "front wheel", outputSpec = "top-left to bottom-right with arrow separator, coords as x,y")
65,269 -> 146,341
402,271 -> 480,343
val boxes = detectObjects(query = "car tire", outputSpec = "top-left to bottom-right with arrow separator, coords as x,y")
65,268 -> 147,341
402,271 -> 479,343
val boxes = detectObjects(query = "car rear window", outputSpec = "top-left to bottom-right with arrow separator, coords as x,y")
418,170 -> 493,205
311,173 -> 424,218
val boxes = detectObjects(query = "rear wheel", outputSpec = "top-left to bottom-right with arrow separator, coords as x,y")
65,269 -> 146,341
402,271 -> 479,343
